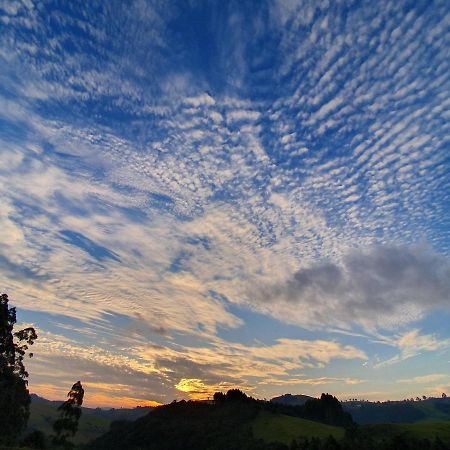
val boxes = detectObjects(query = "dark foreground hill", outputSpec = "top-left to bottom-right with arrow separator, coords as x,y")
86,400 -> 348,450
86,391 -> 353,450
87,399 -> 275,450
86,391 -> 450,450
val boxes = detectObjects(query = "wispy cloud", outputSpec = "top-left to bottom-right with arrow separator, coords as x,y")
376,330 -> 450,367
1,0 -> 449,405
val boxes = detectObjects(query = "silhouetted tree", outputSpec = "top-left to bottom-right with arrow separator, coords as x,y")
443,393 -> 447,399
0,293 -> 37,445
213,391 -> 226,403
225,388 -> 251,402
303,393 -> 353,427
213,389 -> 253,403
52,381 -> 84,448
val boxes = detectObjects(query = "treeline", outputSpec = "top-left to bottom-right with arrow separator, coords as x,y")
215,390 -> 352,427
268,393 -> 353,427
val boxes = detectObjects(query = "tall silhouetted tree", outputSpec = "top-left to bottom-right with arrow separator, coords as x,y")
0,293 -> 38,445
52,381 -> 85,448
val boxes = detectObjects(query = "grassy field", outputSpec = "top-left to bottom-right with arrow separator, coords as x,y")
252,410 -> 450,445
27,402 -> 111,444
363,421 -> 450,442
252,411 -> 345,445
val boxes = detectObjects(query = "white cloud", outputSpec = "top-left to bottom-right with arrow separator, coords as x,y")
227,109 -> 261,122
185,93 -> 215,107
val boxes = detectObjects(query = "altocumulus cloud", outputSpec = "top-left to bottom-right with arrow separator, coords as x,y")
251,245 -> 450,330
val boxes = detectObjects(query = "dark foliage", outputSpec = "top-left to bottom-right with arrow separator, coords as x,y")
268,393 -> 353,427
0,292 -> 37,445
288,434 -> 450,450
52,381 -> 85,448
21,429 -> 47,449
213,388 -> 255,403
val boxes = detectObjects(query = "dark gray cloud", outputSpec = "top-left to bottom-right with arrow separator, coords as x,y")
252,245 -> 450,330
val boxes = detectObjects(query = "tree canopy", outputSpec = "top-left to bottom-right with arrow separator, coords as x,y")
0,292 -> 37,445
52,380 -> 85,448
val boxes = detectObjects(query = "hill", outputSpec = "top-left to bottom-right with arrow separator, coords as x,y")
343,397 -> 450,424
26,394 -> 153,444
30,394 -> 153,422
87,397 -> 450,450
26,401 -> 110,444
252,410 -> 344,445
87,399 -> 269,450
271,394 -> 314,406
87,391 -> 353,450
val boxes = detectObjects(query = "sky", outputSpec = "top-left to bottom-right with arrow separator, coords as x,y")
0,0 -> 449,408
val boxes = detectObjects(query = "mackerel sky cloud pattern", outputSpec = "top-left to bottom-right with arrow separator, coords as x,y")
0,0 -> 449,406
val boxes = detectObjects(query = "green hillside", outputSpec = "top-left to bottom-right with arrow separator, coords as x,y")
414,401 -> 450,422
344,398 -> 450,424
27,402 -> 111,444
252,410 -> 344,445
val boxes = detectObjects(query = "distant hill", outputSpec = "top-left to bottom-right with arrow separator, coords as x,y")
343,397 -> 450,424
30,393 -> 153,422
26,394 -> 153,443
27,400 -> 111,444
271,394 -> 314,406
88,405 -> 154,422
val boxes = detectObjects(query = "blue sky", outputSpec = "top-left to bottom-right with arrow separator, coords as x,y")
1,0 -> 449,407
